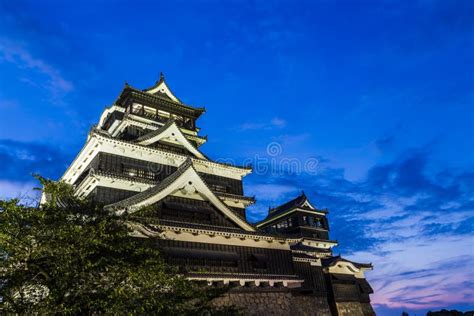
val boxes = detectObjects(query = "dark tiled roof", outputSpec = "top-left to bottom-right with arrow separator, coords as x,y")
290,242 -> 332,253
133,119 -> 176,143
104,159 -> 256,231
105,157 -> 193,211
216,192 -> 256,203
256,192 -> 327,226
291,253 -> 318,260
132,119 -> 210,160
153,90 -> 174,101
117,85 -> 205,115
321,255 -> 373,269
77,168 -> 255,207
269,192 -> 308,216
186,272 -> 303,280
130,218 -> 278,238
90,128 -> 251,170
92,169 -> 158,185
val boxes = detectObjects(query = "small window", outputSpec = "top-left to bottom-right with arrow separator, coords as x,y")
131,103 -> 143,114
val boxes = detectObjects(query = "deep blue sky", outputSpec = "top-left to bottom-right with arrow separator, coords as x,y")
0,1 -> 473,314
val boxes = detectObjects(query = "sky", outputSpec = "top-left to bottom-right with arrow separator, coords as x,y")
0,0 -> 473,314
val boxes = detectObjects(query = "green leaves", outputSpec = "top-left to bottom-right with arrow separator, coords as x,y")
0,176 -> 232,315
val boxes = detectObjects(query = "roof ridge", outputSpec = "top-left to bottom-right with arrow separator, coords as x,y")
268,192 -> 306,214
134,118 -> 175,142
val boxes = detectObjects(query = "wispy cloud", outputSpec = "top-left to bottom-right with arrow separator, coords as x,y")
237,117 -> 287,131
0,180 -> 39,202
0,138 -> 72,182
248,148 -> 474,311
0,38 -> 73,98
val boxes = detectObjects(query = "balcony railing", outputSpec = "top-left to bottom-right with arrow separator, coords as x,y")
128,109 -> 195,130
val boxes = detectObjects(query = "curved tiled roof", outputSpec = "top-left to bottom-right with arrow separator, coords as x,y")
105,157 -> 193,211
290,242 -> 332,253
89,128 -> 251,171
133,119 -> 176,143
133,119 -> 208,160
115,84 -> 205,115
104,158 -> 256,231
321,255 -> 373,269
269,192 -> 308,215
256,192 -> 327,227
186,272 -> 303,281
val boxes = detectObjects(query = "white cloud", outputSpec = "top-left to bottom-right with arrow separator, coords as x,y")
270,117 -> 286,128
0,180 -> 39,203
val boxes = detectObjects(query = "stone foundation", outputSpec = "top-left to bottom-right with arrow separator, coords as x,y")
335,302 -> 376,316
211,290 -> 331,316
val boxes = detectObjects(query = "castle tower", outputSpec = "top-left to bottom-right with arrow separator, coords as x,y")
257,193 -> 375,315
58,74 -> 375,315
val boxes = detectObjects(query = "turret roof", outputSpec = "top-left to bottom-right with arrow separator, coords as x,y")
115,76 -> 205,117
142,72 -> 182,103
321,255 -> 373,269
255,192 -> 327,227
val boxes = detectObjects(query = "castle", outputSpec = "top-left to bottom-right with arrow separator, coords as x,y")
59,74 -> 375,315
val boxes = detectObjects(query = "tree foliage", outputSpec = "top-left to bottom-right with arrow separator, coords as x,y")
0,176 -> 232,314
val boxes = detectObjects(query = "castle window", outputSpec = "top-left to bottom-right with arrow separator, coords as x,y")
122,163 -> 157,180
131,103 -> 143,114
210,184 -> 227,193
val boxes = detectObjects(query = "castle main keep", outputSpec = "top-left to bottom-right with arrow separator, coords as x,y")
59,74 -> 375,315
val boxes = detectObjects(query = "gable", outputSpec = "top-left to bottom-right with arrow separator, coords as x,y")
105,159 -> 255,231
134,120 -> 207,160
301,198 -> 316,210
144,75 -> 181,103
148,196 -> 242,229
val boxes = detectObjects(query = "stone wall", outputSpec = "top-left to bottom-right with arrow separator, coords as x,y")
211,290 -> 332,316
335,302 -> 376,316
361,303 -> 376,316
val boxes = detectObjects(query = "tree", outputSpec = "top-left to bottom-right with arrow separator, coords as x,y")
0,176 -> 233,314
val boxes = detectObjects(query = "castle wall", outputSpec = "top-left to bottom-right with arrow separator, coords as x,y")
211,290 -> 332,316
334,302 -> 376,316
